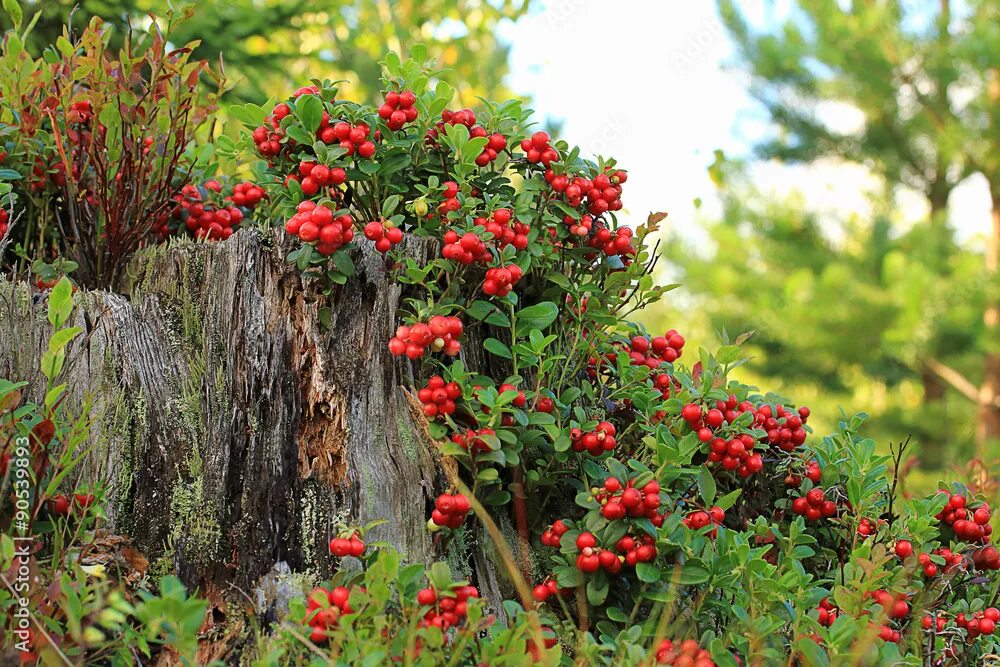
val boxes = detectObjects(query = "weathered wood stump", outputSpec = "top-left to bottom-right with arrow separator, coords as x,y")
0,229 -> 526,618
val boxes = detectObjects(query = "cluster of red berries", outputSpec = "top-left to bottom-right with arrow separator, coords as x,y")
683,398 -> 810,465
436,180 -> 461,218
867,589 -> 910,620
442,230 -> 489,264
531,578 -> 571,603
627,331 -> 685,368
363,220 -> 404,253
252,122 -> 283,157
921,613 -> 948,632
654,639 -> 716,667
252,101 -> 293,157
417,376 -> 462,418
872,623 -> 903,644
926,549 -> 963,577
682,402 -> 765,476
584,171 -> 627,216
170,183 -> 246,241
895,540 -> 962,577
520,131 -> 558,166
683,506 -> 726,539
936,492 -> 993,543
430,493 -> 471,529
562,212 -> 596,239
570,421 -> 617,456
450,427 -> 496,454
572,532 -> 625,575
425,109 -> 506,166
415,584 -> 479,631
66,100 -> 94,124
614,533 -> 658,567
587,226 -> 636,258
790,487 -> 838,522
548,169 -> 626,215
47,492 -> 95,517
856,517 -> 881,538
285,201 -> 355,256
0,208 -> 8,237
482,264 -> 523,297
760,405 -> 810,451
292,160 -> 348,196
328,533 -> 366,558
303,585 -> 354,644
388,317 -> 463,359
328,121 -> 377,158
479,208 -> 530,251
472,130 -> 508,166
816,598 -> 838,627
957,607 -> 999,638
540,519 -> 569,548
228,181 -> 266,208
377,90 -> 418,131
709,434 -> 763,477
972,545 -> 1000,570
597,477 -> 664,527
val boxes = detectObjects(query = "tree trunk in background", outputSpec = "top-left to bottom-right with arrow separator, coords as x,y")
919,192 -> 951,464
979,198 -> 1000,451
0,230 -> 528,623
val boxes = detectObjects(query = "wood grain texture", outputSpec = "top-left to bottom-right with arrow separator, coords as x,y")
0,230 -> 522,612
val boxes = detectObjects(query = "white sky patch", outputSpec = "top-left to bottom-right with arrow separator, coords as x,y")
499,1 -> 993,249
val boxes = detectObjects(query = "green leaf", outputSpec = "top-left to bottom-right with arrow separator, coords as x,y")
793,638 -> 829,667
677,560 -> 711,584
717,344 -> 741,365
427,562 -> 452,592
586,574 -> 609,606
381,195 -> 401,218
605,606 -> 628,623
332,251 -> 355,277
0,169 -> 22,180
635,562 -> 660,583
3,0 -> 21,30
514,302 -> 559,335
554,565 -> 583,588
296,94 -> 324,133
697,466 -> 717,506
47,326 -> 81,354
47,278 -> 73,328
284,124 -> 314,147
41,350 -> 64,381
716,488 -> 741,511
483,338 -> 512,359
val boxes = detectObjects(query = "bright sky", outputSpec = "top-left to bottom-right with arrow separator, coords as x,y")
499,1 -> 994,248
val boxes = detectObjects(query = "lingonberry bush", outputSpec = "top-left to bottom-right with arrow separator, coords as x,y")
1,13 -> 997,664
0,11 -> 226,289
212,52 -> 1000,665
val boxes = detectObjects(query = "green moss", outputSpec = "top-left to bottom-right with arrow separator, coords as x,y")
297,484 -> 325,574
395,413 -> 419,463
166,438 -> 221,569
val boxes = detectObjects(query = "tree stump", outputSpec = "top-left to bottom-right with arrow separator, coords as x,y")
0,229 -> 525,616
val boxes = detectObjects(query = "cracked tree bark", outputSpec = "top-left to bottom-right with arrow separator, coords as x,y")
0,229 -> 526,619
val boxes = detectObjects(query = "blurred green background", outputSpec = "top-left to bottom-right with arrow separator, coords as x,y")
9,0 -> 997,490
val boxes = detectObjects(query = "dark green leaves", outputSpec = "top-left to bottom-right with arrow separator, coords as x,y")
295,94 -> 325,133
483,338 -> 512,359
514,301 -> 558,336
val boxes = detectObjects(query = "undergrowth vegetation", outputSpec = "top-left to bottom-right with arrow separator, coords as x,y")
0,7 -> 998,666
